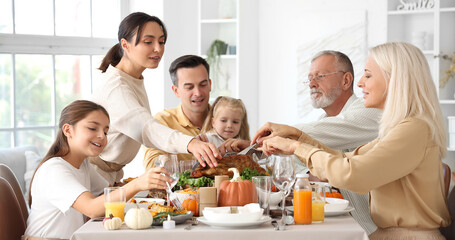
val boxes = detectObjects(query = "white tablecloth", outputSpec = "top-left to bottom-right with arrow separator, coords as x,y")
71,215 -> 369,240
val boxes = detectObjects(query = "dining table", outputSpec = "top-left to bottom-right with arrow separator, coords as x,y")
71,214 -> 369,240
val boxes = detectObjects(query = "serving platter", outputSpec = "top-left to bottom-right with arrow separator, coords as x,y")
125,198 -> 165,212
152,211 -> 194,226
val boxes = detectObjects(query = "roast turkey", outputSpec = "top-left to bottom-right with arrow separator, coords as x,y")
190,155 -> 266,178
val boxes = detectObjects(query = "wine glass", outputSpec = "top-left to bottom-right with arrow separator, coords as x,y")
157,154 -> 180,188
270,154 -> 296,229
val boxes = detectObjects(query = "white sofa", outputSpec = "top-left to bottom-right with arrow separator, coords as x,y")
0,146 -> 40,195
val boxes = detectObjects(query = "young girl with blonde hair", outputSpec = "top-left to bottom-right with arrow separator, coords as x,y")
200,96 -> 250,148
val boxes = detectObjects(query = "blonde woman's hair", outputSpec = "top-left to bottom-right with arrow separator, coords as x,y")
202,96 -> 250,141
370,42 -> 446,158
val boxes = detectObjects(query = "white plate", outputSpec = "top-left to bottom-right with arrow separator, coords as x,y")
324,206 -> 355,217
285,206 -> 355,217
198,216 -> 272,228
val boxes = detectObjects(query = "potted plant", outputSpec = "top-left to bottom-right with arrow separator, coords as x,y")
440,53 -> 455,88
206,39 -> 228,94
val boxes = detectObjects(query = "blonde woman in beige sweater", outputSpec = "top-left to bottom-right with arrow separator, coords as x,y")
252,42 -> 450,240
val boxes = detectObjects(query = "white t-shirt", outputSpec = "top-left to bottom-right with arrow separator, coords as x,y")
25,157 -> 108,239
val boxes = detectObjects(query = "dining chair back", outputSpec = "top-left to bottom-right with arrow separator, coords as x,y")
443,163 -> 451,199
0,163 -> 29,223
0,177 -> 26,240
440,185 -> 455,239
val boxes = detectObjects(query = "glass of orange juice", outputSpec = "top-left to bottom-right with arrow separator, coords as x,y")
104,187 -> 126,221
312,184 -> 325,223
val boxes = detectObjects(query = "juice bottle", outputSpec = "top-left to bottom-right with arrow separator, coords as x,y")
293,173 -> 312,224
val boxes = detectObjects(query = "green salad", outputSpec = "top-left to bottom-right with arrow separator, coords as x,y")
176,170 -> 214,189
175,168 -> 265,190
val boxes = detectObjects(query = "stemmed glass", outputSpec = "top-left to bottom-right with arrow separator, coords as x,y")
157,154 -> 181,208
270,154 -> 296,230
157,154 -> 180,188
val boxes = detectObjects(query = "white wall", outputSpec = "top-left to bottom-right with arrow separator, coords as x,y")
123,0 -> 389,178
257,0 -> 387,127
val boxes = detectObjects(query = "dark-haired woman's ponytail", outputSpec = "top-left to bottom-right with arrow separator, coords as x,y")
98,43 -> 123,72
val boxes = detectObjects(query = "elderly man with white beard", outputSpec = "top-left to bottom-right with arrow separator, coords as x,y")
294,50 -> 381,236
295,50 -> 381,153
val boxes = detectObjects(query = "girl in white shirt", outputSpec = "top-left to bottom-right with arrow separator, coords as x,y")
24,100 -> 172,240
200,96 -> 250,148
90,12 -> 220,185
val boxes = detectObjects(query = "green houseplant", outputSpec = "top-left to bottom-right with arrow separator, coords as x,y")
206,40 -> 228,94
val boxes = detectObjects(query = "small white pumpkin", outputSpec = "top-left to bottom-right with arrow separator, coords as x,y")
124,207 -> 153,229
103,214 -> 122,230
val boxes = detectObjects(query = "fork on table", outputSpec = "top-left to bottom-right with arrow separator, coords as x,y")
184,218 -> 199,230
165,182 -> 184,210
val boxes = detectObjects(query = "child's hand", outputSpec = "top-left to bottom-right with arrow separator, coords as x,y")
218,139 -> 250,155
135,167 -> 171,191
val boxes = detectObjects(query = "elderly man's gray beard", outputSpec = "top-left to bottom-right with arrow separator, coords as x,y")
310,87 -> 343,108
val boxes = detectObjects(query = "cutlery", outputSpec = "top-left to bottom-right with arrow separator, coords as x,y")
184,218 -> 199,230
191,161 -> 200,171
165,182 -> 184,210
238,142 -> 259,155
192,156 -> 206,170
223,142 -> 259,157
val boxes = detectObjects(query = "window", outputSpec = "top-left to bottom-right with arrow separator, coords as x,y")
0,0 -> 123,154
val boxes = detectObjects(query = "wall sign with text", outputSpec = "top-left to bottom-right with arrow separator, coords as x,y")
397,0 -> 435,11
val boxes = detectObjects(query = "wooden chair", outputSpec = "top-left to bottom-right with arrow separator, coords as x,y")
0,164 -> 29,223
443,163 -> 451,199
0,177 -> 26,240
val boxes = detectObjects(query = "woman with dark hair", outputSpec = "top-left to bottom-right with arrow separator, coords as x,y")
91,12 -> 220,185
24,100 -> 171,239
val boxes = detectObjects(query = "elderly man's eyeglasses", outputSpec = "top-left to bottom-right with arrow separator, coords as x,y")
303,71 -> 345,84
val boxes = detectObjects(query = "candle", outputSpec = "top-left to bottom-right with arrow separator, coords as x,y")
162,214 -> 175,229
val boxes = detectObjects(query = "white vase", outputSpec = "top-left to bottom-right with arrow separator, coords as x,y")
218,0 -> 235,19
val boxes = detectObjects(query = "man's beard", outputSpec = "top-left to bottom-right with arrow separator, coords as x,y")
310,87 -> 342,109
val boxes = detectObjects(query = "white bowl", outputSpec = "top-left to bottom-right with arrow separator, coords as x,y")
203,203 -> 263,223
324,197 -> 349,212
269,192 -> 282,209
174,191 -> 200,205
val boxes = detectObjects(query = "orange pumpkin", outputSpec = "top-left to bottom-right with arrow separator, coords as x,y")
182,198 -> 199,216
218,168 -> 258,206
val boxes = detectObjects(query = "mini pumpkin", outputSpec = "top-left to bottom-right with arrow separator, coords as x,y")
218,168 -> 258,206
124,207 -> 153,229
103,214 -> 122,230
182,198 -> 198,216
